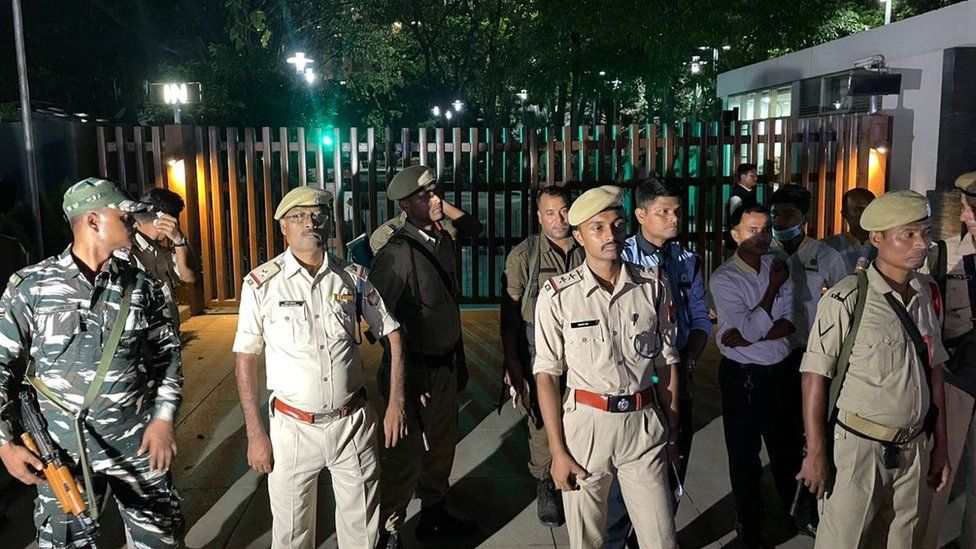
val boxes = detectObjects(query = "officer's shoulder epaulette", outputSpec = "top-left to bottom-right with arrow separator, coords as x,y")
826,275 -> 859,303
542,266 -> 585,296
245,258 -> 285,289
340,258 -> 369,281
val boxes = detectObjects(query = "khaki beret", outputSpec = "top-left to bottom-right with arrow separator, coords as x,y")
860,190 -> 931,231
954,172 -> 976,196
388,165 -> 436,201
63,177 -> 149,218
273,186 -> 333,220
568,185 -> 624,226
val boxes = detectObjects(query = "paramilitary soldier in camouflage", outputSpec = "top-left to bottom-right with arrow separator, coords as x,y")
0,178 -> 185,548
797,190 -> 951,548
501,185 -> 584,527
922,171 -> 976,548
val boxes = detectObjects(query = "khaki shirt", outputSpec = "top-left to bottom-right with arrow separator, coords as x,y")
939,234 -> 976,340
801,264 -> 949,430
369,222 -> 461,354
533,262 -> 680,395
233,249 -> 399,412
504,235 -> 584,324
131,232 -> 182,321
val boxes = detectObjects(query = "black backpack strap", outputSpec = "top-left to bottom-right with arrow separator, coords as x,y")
882,288 -> 938,432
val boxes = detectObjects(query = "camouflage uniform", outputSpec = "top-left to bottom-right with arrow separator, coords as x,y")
0,247 -> 185,548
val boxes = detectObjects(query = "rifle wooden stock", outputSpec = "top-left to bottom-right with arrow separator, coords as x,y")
20,432 -> 88,517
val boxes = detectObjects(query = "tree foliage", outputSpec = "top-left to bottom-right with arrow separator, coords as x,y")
0,0 -> 966,127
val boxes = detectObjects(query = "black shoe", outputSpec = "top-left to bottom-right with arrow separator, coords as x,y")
375,531 -> 402,549
734,521 -> 763,548
415,502 -> 478,542
536,477 -> 565,527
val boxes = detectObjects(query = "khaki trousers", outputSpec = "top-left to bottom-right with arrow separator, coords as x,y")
815,423 -> 931,549
268,403 -> 380,549
921,383 -> 976,548
379,366 -> 458,533
527,413 -> 553,480
561,394 -> 677,549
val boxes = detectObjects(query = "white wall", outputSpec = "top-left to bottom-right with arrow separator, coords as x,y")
716,0 -> 976,194
717,0 -> 976,97
880,51 -> 944,192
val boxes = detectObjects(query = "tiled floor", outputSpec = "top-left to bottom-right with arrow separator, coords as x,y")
0,310 -> 963,548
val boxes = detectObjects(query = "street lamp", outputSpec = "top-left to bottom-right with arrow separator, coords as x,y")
452,99 -> 464,112
431,106 -> 441,117
880,0 -> 893,25
445,111 -> 453,122
304,68 -> 316,84
287,52 -> 314,74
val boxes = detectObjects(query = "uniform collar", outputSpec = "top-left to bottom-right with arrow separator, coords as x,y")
865,262 -> 923,299
540,233 -> 580,257
634,231 -> 664,258
134,231 -> 152,251
581,261 -> 635,297
282,248 -> 331,280
731,252 -> 761,276
403,220 -> 439,244
773,235 -> 811,256
60,245 -> 128,285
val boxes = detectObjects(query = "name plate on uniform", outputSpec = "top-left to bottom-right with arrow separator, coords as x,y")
278,300 -> 305,307
570,320 -> 599,328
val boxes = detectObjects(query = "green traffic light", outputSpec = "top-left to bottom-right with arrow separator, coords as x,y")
322,133 -> 334,147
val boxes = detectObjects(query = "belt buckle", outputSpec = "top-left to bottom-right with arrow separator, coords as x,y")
609,394 -> 637,413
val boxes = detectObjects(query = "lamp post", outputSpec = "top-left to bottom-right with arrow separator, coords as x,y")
149,82 -> 202,124
11,0 -> 43,258
880,0 -> 893,25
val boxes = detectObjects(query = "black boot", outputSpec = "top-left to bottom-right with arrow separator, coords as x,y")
536,477 -> 564,527
375,531 -> 402,549
415,502 -> 477,542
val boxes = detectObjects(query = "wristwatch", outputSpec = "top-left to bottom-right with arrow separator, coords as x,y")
173,238 -> 188,247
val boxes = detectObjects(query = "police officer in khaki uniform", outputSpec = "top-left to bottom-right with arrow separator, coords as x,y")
234,186 -> 404,549
922,172 -> 976,548
369,166 -> 482,548
501,185 -> 584,527
797,190 -> 952,548
534,185 -> 680,549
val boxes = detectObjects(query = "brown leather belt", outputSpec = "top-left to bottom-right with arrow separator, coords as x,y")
574,385 -> 657,413
273,388 -> 366,424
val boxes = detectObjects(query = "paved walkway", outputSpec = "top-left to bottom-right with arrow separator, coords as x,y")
1,310 -> 964,547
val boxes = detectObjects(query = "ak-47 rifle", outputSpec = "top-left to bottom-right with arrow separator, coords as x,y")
19,389 -> 99,548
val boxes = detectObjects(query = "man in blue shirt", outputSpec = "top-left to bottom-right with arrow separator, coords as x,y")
606,178 -> 712,547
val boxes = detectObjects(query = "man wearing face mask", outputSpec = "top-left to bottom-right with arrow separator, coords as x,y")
920,172 -> 976,548
369,165 -> 483,549
769,185 -> 846,352
501,185 -> 583,527
824,188 -> 876,274
0,177 -> 185,547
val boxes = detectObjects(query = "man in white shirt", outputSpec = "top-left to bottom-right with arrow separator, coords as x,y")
710,204 -> 802,548
823,188 -> 876,273
768,185 -> 847,350
233,186 -> 405,549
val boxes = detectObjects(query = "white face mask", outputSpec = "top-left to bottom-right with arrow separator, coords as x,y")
773,224 -> 803,241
